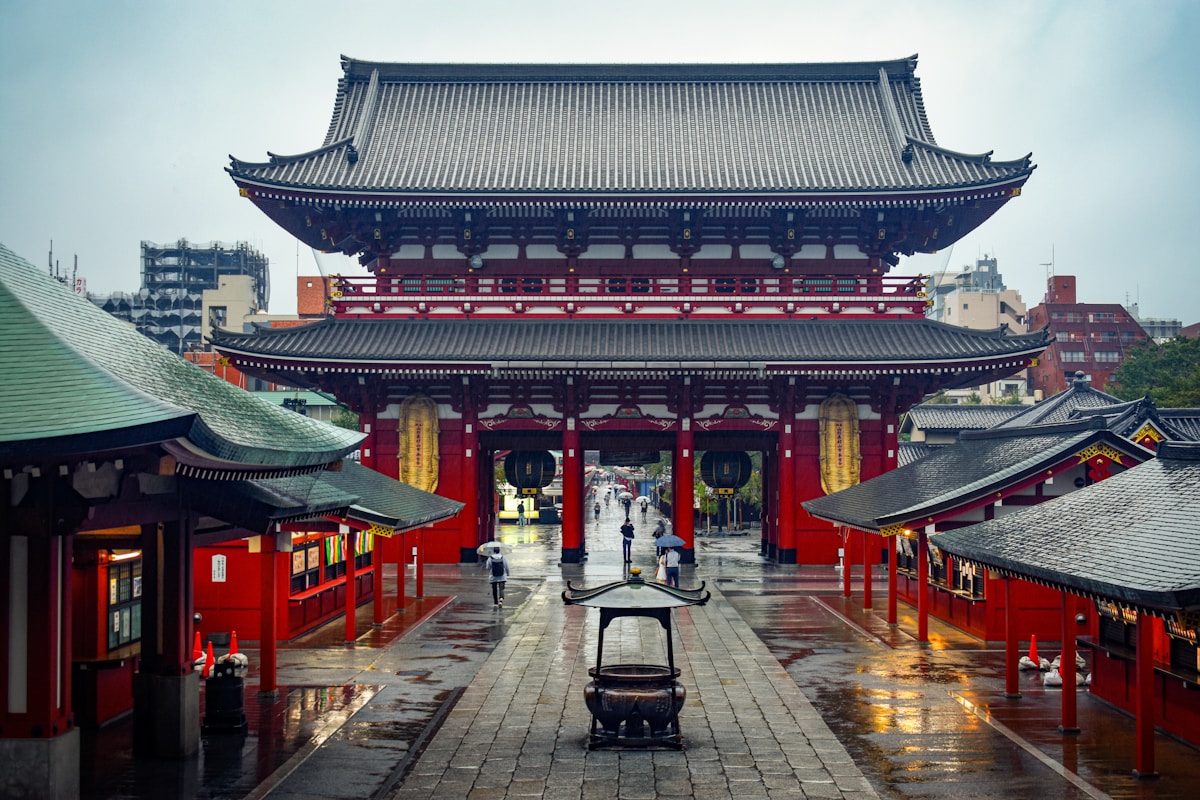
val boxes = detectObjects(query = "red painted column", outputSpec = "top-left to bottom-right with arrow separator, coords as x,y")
841,528 -> 851,598
259,532 -> 279,695
372,530 -> 385,625
1133,613 -> 1158,778
344,529 -> 357,644
1004,577 -> 1021,698
862,530 -> 873,610
397,530 -> 408,610
887,535 -> 897,625
1060,592 -> 1079,733
675,423 -> 695,563
916,529 -> 929,643
777,422 -> 797,564
416,529 -> 425,599
562,419 -> 583,563
460,380 -> 481,562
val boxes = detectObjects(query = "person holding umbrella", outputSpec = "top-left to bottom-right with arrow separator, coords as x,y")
654,529 -> 687,588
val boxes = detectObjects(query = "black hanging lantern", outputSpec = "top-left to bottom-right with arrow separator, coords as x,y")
504,450 -> 557,496
700,451 -> 752,496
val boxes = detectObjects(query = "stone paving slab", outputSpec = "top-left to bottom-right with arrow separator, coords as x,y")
386,580 -> 879,800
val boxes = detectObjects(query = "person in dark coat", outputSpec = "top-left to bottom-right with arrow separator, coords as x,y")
620,517 -> 635,563
484,547 -> 510,607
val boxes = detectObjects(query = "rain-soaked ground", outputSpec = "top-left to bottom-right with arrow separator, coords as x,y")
79,505 -> 1200,799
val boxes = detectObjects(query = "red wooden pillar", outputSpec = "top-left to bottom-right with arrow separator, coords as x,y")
415,529 -> 425,599
675,424 -> 695,563
258,532 -> 279,695
0,526 -> 77,799
1133,613 -> 1158,778
372,528 -> 386,626
562,418 -> 583,563
886,535 -> 897,625
916,529 -> 929,643
396,530 -> 408,611
1060,592 -> 1079,733
862,530 -> 873,610
344,528 -> 357,644
841,528 -> 851,598
777,422 -> 797,564
1004,576 -> 1020,698
460,380 -> 481,562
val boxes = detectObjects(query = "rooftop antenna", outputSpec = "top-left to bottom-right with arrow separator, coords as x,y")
1040,245 -> 1055,282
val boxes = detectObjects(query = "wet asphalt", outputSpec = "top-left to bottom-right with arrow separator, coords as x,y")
80,501 -> 1200,799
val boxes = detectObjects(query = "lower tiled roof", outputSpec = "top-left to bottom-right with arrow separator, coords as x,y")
211,317 -> 1048,370
934,441 -> 1200,614
802,419 -> 1150,532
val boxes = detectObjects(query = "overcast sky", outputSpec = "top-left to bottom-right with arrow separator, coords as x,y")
3,0 -> 1198,323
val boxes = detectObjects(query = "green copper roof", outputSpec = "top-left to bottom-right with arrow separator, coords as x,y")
0,242 -> 363,467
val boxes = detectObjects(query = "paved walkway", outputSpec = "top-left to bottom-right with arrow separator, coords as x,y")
391,578 -> 878,800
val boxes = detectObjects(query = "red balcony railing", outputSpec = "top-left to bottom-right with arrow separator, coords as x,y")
328,273 -> 930,318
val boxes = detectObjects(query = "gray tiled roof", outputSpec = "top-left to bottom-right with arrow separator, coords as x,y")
211,317 -> 1048,370
317,460 -> 464,531
905,403 -> 1027,432
802,419 -> 1151,532
0,242 -> 362,467
989,375 -> 1124,429
897,442 -> 942,466
934,441 -> 1200,614
228,57 -> 1033,198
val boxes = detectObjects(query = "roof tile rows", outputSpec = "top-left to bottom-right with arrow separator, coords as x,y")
0,242 -> 362,467
802,420 -> 1146,532
211,317 -> 1048,367
935,442 -> 1200,613
229,57 -> 1033,197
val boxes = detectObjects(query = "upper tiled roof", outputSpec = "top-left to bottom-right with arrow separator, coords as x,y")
897,441 -> 942,466
802,419 -> 1151,532
228,56 -> 1033,199
934,441 -> 1200,614
211,317 -> 1048,375
904,403 -> 1027,433
0,242 -> 362,467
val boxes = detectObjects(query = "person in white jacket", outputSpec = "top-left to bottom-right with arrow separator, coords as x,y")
484,547 -> 510,607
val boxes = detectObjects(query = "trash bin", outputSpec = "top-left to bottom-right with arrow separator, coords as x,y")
202,660 -> 247,734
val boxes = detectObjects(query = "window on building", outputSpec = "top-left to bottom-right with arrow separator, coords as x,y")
1097,331 -> 1117,342
291,542 -> 322,593
1055,331 -> 1071,342
1060,351 -> 1086,362
1051,311 -> 1064,320
107,558 -> 142,651
1095,351 -> 1121,363
209,306 -> 227,331
1121,332 -> 1137,343
1093,312 -> 1115,321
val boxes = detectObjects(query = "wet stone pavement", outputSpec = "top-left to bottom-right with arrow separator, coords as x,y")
79,506 -> 1200,799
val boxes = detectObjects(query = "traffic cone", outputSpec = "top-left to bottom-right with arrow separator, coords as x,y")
203,641 -> 215,678
192,630 -> 202,662
1028,635 -> 1039,665
229,630 -> 239,656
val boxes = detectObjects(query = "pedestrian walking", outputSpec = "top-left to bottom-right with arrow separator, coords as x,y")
640,498 -> 648,522
620,517 -> 635,563
594,500 -> 601,520
483,546 -> 509,607
516,502 -> 525,527
663,546 -> 681,588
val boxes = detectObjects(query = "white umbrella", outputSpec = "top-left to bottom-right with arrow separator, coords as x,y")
635,495 -> 650,503
618,491 -> 633,500
476,541 -> 513,555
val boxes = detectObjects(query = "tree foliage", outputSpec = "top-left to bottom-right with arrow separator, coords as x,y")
330,407 -> 360,431
1105,337 -> 1200,407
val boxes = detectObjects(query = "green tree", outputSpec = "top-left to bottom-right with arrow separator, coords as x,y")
1105,337 -> 1200,407
330,407 -> 360,431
